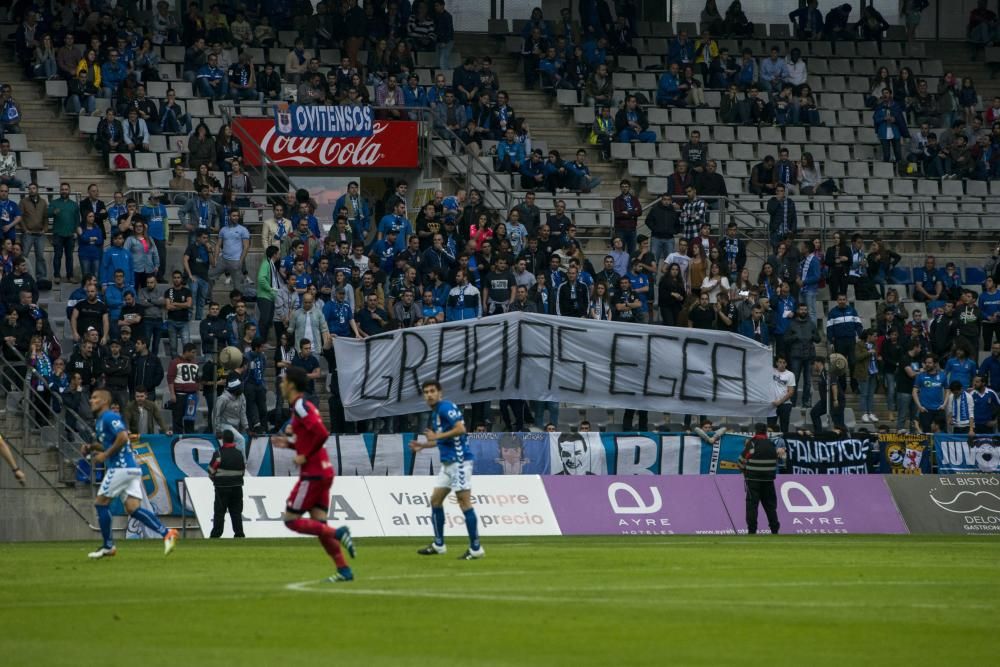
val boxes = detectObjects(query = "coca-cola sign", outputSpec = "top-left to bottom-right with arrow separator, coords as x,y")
233,118 -> 419,169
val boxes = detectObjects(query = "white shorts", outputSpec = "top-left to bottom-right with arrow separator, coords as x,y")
435,460 -> 474,492
98,467 -> 144,501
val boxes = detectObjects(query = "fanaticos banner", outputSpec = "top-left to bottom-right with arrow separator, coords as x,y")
334,312 -> 775,420
274,104 -> 374,137
778,433 -> 878,474
233,117 -> 419,168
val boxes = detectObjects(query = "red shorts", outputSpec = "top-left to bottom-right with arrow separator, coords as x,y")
286,476 -> 333,514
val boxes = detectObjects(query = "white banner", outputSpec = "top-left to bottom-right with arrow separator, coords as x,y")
363,476 -> 560,537
185,475 -> 562,538
185,477 -> 382,538
334,312 -> 773,420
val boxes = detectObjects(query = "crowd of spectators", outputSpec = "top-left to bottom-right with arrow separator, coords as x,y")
4,1 -> 999,439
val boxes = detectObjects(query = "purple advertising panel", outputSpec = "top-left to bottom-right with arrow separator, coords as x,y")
714,475 -> 908,534
542,476 -> 736,535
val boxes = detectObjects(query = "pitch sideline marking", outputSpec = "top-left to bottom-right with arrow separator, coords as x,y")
284,580 -> 997,611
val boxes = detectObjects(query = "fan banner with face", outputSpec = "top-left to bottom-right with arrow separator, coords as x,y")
333,312 -> 775,420
934,434 -> 1000,474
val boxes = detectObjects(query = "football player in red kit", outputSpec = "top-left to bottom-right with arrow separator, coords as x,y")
272,366 -> 356,582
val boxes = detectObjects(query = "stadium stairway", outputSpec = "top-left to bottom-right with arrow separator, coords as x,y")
0,60 -> 119,197
454,34 -> 622,202
0,422 -> 96,541
926,42 -> 1000,101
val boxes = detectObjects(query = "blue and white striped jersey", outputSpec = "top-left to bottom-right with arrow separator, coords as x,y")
96,410 -> 135,469
430,401 -> 473,464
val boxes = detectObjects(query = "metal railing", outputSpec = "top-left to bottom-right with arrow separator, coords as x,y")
0,346 -> 95,486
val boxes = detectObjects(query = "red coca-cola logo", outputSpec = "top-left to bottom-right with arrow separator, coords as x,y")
234,118 -> 419,169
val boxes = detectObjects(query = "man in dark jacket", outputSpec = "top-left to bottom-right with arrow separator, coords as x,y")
612,179 -> 642,254
644,193 -> 680,277
208,429 -> 246,538
695,159 -> 729,207
930,301 -> 960,358
614,95 -> 656,143
556,266 -> 588,317
68,339 -> 101,396
103,339 -> 132,409
786,303 -> 820,407
738,423 -> 783,535
130,337 -> 164,398
199,301 -> 229,355
789,0 -> 824,39
766,184 -> 797,251
0,257 -> 37,308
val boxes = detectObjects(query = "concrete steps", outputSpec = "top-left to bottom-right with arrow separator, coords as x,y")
925,42 -> 1000,98
0,57 -> 120,196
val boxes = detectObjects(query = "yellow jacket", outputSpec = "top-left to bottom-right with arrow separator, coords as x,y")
76,58 -> 101,88
694,39 -> 719,66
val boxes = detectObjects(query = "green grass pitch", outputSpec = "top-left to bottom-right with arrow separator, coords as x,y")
1,536 -> 996,666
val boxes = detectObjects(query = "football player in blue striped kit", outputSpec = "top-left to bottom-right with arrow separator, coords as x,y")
410,381 -> 485,560
83,389 -> 179,559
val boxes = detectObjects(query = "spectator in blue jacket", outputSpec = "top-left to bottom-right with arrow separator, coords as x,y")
738,304 -> 771,345
979,276 -> 1000,351
581,36 -> 608,68
377,200 -> 412,253
332,182 -> 372,239
826,293 -> 863,372
565,149 -> 602,192
667,31 -> 695,67
496,127 -> 525,173
615,95 -> 657,143
140,192 -> 168,282
979,342 -> 1000,393
735,49 -> 758,91
196,53 -> 229,99
100,49 -> 128,100
798,241 -> 822,324
520,150 -> 546,190
772,282 -> 797,357
104,269 -> 135,337
789,0 -> 825,39
99,232 -> 134,288
873,87 -> 909,164
946,346 -> 978,390
402,73 -> 428,110
539,46 -> 572,90
759,47 -> 788,93
77,212 -> 104,278
656,63 -> 686,108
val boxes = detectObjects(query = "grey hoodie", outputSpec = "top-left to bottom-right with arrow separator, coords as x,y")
213,390 -> 249,434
